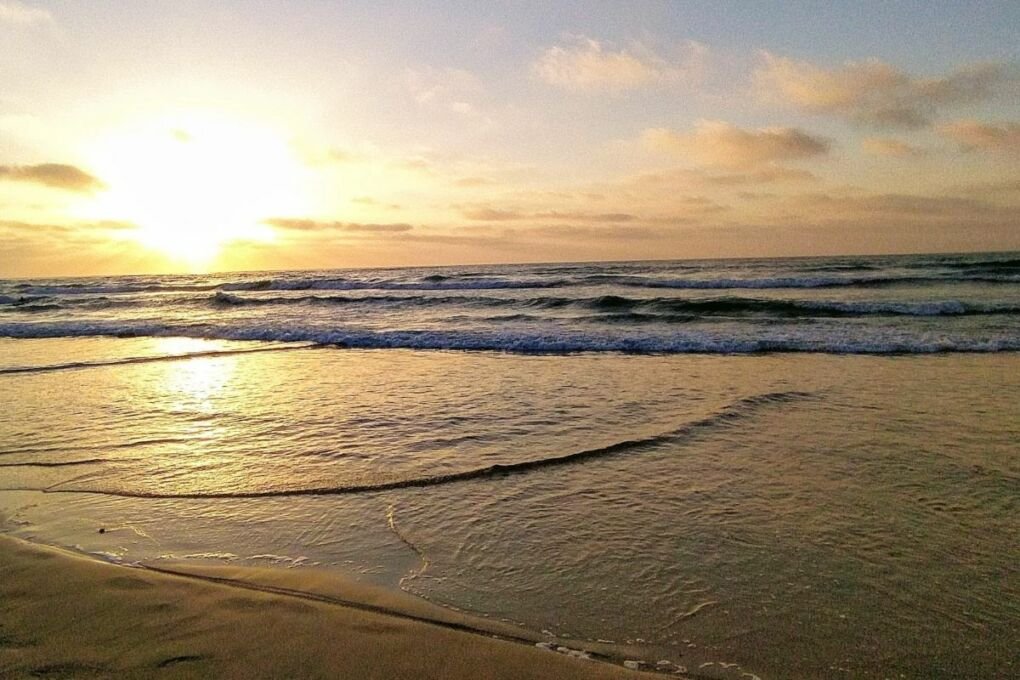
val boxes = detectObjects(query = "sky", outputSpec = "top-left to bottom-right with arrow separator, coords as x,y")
1,1 -> 1019,277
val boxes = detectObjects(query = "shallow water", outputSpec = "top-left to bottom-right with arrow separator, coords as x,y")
1,343 -> 1017,678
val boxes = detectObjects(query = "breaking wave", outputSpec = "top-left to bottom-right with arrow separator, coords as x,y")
0,320 -> 1017,354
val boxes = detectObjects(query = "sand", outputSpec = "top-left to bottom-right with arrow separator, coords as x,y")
0,535 -> 661,679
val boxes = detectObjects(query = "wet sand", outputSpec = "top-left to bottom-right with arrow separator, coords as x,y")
0,535 -> 659,679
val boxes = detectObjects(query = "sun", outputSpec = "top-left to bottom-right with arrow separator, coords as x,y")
81,111 -> 307,265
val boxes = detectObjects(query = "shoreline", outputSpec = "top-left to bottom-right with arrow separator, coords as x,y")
0,534 -> 669,679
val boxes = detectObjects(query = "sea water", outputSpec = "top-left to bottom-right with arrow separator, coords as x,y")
1,253 -> 1018,678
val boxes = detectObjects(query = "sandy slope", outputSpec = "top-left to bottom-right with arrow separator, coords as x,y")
0,535 -> 661,679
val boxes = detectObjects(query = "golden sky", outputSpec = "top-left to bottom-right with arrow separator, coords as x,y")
1,1 -> 1018,276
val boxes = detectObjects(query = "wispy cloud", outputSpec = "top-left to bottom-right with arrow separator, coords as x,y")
0,1 -> 51,25
642,121 -> 830,168
460,207 -> 636,222
533,35 -> 706,92
939,120 -> 1020,153
0,163 -> 105,192
265,218 -> 413,233
755,53 -> 1010,128
0,219 -> 136,235
452,176 -> 496,188
405,66 -> 493,125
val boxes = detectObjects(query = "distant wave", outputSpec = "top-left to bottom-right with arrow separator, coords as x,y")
0,295 -> 133,311
36,391 -> 815,499
210,291 -> 512,309
218,277 -> 568,292
529,295 -> 1019,317
10,283 -> 220,295
209,291 -> 1020,318
598,274 -> 1018,289
6,271 -> 1018,298
1,320 -> 1017,353
8,288 -> 1015,319
914,256 -> 1020,273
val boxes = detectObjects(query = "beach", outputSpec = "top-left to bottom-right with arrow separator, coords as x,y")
3,1 -> 1019,675
0,534 -> 662,679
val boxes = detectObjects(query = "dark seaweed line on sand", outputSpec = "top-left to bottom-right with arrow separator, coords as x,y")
0,344 -> 319,376
34,390 -> 815,500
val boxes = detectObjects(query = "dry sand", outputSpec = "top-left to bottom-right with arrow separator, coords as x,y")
0,535 -> 662,679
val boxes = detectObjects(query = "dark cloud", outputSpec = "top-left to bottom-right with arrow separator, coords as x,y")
0,163 -> 105,192
939,120 -> 1020,153
861,137 -> 925,157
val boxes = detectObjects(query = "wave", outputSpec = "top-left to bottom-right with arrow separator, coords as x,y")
914,256 -> 1020,273
211,291 -> 511,309
0,344 -> 315,376
627,297 -> 1019,317
35,391 -> 814,499
219,277 -> 568,292
7,271 -> 1019,298
209,291 -> 1020,318
0,458 -> 113,468
605,274 -> 1018,289
1,320 -> 1018,353
0,437 -> 200,458
11,283 -> 220,296
0,302 -> 62,313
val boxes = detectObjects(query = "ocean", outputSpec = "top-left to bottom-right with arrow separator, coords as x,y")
1,252 -> 1018,678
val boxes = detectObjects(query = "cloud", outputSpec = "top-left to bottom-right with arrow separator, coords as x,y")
397,157 -> 435,174
461,207 -> 637,222
703,167 -> 819,185
0,163 -> 105,192
350,196 -> 401,210
405,66 -> 493,125
513,224 -> 662,241
754,53 -> 1010,128
0,1 -> 51,25
452,176 -> 496,188
642,120 -> 830,168
861,137 -> 924,157
777,192 -> 1017,227
265,218 -> 413,233
533,35 -> 706,92
407,66 -> 481,105
939,119 -> 1020,153
0,219 -> 137,237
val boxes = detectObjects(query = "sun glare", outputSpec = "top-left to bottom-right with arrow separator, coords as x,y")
82,112 -> 307,265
